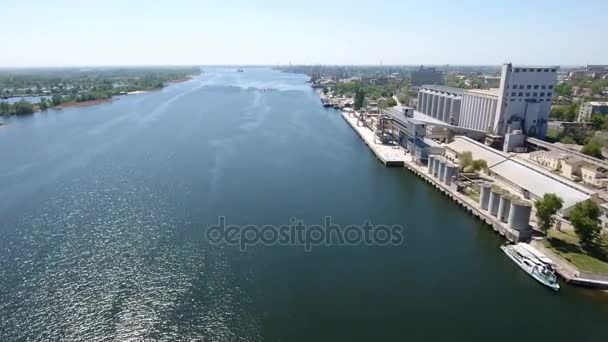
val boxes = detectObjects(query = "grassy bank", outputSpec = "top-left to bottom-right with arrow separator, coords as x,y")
541,229 -> 608,274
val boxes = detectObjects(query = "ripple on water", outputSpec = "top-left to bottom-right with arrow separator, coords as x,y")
0,166 -> 261,341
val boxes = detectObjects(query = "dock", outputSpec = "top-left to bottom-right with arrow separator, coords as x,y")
341,112 -> 406,167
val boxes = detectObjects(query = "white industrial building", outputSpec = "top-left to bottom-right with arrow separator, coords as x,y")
415,63 -> 558,139
495,64 -> 558,138
460,89 -> 499,132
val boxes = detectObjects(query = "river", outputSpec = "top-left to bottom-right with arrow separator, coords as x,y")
0,68 -> 606,341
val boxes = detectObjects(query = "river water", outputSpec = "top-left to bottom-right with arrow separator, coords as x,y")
0,68 -> 606,341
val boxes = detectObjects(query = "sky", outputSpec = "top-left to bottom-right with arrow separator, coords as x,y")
2,0 -> 607,67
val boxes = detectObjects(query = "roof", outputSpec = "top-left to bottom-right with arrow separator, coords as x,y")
422,137 -> 442,148
586,101 -> 608,106
581,164 -> 608,174
529,149 -> 568,160
446,137 -> 506,166
562,157 -> 586,166
465,88 -> 500,98
420,85 -> 466,96
446,136 -> 591,210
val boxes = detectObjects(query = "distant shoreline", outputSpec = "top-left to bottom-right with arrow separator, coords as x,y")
1,74 -> 199,118
165,76 -> 194,85
55,98 -> 116,109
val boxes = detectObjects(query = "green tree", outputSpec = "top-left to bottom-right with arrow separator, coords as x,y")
554,83 -> 572,97
38,99 -> 49,110
14,100 -> 34,115
471,159 -> 487,172
458,151 -> 473,171
534,193 -> 564,236
386,97 -> 397,107
52,95 -> 63,106
569,200 -> 602,248
0,101 -> 11,115
582,139 -> 603,159
397,85 -> 410,104
560,135 -> 576,144
550,106 -> 566,120
377,98 -> 388,110
354,88 -> 365,110
590,115 -> 605,130
560,103 -> 579,122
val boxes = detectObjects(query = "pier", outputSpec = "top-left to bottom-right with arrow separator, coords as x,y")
341,112 -> 407,167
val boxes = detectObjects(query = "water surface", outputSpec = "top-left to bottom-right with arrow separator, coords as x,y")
0,68 -> 606,341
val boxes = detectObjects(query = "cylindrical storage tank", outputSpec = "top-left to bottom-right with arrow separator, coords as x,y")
433,158 -> 441,177
428,155 -> 435,173
488,188 -> 501,216
479,184 -> 491,210
497,195 -> 511,223
508,200 -> 532,231
444,165 -> 454,185
438,161 -> 446,182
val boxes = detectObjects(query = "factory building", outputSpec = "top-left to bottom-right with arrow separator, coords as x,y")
416,86 -> 463,125
459,89 -> 499,132
415,63 -> 558,139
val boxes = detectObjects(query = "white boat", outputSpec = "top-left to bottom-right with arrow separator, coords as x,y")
501,244 -> 560,291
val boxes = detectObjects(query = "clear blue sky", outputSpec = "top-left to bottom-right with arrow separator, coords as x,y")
2,0 -> 606,67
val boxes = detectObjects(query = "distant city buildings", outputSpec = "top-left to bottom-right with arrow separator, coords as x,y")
415,63 -> 558,139
570,65 -> 608,80
410,66 -> 443,86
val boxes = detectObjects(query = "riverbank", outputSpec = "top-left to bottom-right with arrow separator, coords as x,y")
165,76 -> 194,85
55,98 -> 116,109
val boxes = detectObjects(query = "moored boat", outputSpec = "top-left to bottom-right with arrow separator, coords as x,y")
501,244 -> 560,291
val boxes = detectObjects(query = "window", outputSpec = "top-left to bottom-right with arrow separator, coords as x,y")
536,68 -> 542,72
518,92 -> 523,96
540,92 -> 545,96
511,84 -> 517,89
515,68 -> 520,72
526,92 -> 530,96
511,92 -> 516,96
519,85 -> 524,89
533,92 -> 538,96
551,69 -> 556,72
522,68 -> 527,72
544,69 -> 549,72
547,92 -> 552,97
548,85 -> 553,89
541,85 -> 546,89
534,85 -> 539,89
527,85 -> 532,89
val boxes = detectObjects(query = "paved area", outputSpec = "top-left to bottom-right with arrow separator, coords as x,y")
342,112 -> 407,166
